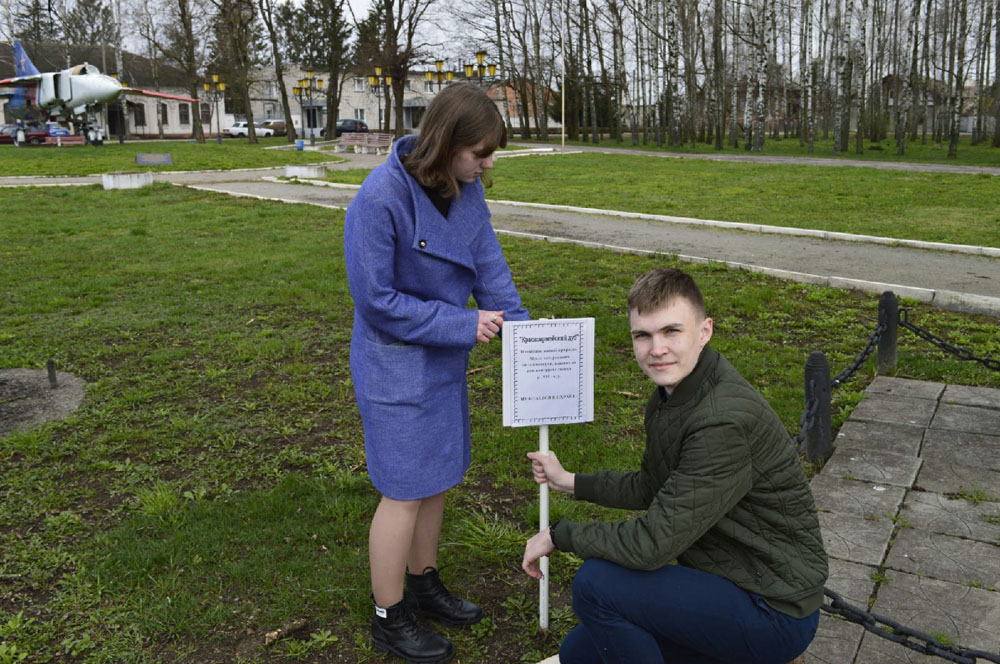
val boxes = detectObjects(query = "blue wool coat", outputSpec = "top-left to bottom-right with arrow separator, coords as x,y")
344,136 -> 529,500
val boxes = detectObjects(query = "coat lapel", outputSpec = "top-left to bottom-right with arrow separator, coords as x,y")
408,177 -> 484,273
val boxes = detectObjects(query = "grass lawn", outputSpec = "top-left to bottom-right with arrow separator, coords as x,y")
1,184 -> 998,662
516,133 -> 1000,167
323,152 -> 1000,248
0,137 -> 339,177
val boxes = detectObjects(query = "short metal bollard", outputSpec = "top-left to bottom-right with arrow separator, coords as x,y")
877,291 -> 898,375
804,351 -> 833,463
46,359 -> 58,388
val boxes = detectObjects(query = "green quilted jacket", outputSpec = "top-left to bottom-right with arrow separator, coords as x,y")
551,346 -> 828,618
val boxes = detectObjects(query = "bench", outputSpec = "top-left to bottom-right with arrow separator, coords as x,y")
41,135 -> 85,147
334,133 -> 368,153
360,133 -> 394,155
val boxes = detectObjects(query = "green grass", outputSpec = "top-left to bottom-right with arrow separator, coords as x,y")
326,152 -> 1000,248
1,184 -> 998,661
519,132 -> 1000,167
0,137 -> 339,177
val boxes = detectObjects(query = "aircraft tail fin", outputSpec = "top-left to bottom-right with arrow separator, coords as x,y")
13,40 -> 41,78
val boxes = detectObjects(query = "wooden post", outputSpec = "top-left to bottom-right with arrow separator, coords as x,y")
539,424 -> 550,630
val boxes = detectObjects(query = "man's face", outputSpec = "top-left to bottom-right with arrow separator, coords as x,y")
451,141 -> 495,183
629,297 -> 713,394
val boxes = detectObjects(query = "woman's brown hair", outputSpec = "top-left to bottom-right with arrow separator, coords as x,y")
402,82 -> 507,198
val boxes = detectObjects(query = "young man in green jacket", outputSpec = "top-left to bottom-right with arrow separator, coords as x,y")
522,268 -> 827,664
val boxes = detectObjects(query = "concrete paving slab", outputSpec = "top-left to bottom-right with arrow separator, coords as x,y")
865,571 -> 1000,656
866,377 -> 946,401
818,512 -> 895,566
855,631 -> 957,663
805,614 -> 865,663
899,492 -> 1000,543
942,384 -> 1000,409
919,429 -> 1000,472
822,446 -> 923,488
915,459 -> 1000,496
834,420 -> 925,457
884,529 -> 1000,588
811,474 -> 907,520
848,395 -> 938,428
930,402 -> 1000,437
826,558 -> 879,608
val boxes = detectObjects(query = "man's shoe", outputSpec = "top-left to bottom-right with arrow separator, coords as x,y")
371,596 -> 455,664
405,567 -> 484,627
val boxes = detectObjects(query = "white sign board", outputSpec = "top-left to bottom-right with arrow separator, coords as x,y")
502,318 -> 595,427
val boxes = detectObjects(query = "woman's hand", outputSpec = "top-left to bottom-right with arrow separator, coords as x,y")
526,451 -> 575,495
476,310 -> 504,344
522,528 -> 555,580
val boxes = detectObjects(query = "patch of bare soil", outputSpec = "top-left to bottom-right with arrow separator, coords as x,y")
0,368 -> 86,438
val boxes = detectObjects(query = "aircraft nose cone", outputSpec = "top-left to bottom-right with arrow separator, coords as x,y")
96,74 -> 124,100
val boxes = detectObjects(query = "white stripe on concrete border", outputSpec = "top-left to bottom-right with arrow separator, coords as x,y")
181,183 -> 349,211
274,176 -> 1000,259
537,656 -> 560,664
0,183 -> 95,188
493,228 -> 1000,318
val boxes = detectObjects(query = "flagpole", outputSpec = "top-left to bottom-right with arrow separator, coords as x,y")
539,423 -> 550,629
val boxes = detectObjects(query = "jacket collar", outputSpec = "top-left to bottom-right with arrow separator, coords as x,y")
658,345 -> 719,407
388,135 -> 485,271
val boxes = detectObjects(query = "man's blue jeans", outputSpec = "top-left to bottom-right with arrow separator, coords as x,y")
559,559 -> 819,664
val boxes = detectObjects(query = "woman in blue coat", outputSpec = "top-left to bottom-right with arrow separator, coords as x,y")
344,82 -> 529,663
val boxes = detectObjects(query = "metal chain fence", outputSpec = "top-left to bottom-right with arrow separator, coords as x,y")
822,589 -> 1000,663
899,309 -> 1000,372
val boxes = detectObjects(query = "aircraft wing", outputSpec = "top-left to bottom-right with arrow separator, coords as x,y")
0,75 -> 42,88
121,88 -> 198,103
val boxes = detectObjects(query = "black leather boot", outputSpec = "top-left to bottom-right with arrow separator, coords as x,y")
405,567 -> 484,627
371,595 -> 455,664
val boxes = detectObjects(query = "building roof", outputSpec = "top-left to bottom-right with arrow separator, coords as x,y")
0,41 -> 189,88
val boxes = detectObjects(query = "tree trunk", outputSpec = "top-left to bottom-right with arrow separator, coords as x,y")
896,0 -> 921,155
948,0 -> 968,156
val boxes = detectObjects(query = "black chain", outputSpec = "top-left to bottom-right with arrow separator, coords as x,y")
899,309 -> 1000,372
831,322 -> 886,387
822,589 -> 1000,663
793,389 -> 819,453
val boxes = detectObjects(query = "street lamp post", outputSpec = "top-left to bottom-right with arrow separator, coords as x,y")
424,59 -> 454,92
293,70 -> 324,146
368,66 -> 392,132
202,74 -> 226,145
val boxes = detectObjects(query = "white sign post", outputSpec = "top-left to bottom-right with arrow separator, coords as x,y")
502,318 -> 595,629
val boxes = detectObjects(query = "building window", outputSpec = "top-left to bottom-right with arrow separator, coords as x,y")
200,103 -> 211,124
134,103 -> 146,127
160,103 -> 168,126
354,77 -> 365,92
424,81 -> 434,93
354,109 -> 365,121
179,103 -> 190,125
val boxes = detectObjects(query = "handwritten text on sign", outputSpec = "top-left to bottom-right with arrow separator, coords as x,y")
502,319 -> 595,427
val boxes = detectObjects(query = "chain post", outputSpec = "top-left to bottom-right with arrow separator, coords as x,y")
877,291 -> 898,375
805,351 -> 833,463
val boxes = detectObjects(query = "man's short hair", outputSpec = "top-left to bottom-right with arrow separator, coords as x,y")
627,268 -> 707,319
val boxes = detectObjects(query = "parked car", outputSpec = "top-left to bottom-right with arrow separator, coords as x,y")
261,120 -> 287,136
224,121 -> 274,138
0,123 -> 48,145
320,118 -> 369,138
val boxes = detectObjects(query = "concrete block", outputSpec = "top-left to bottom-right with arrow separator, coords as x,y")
848,394 -> 937,428
866,377 -> 945,401
941,385 -> 1000,409
805,614 -> 865,664
826,558 -> 879,609
818,512 -> 895,566
915,459 -> 1000,496
885,528 -> 1000,588
101,171 -> 154,190
930,402 -> 1000,437
823,446 -> 922,488
811,474 -> 907,520
898,492 -> 1000,543
835,420 -> 925,457
284,164 -> 328,178
920,429 -> 1000,472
